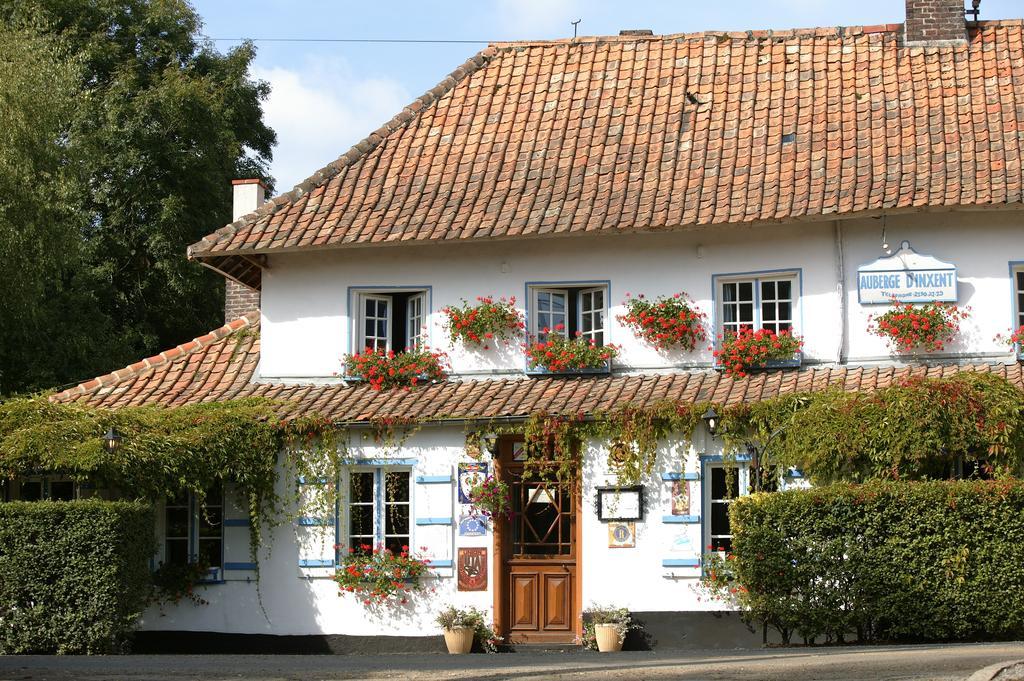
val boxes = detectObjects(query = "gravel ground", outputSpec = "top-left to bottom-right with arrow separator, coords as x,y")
1,642 -> 1023,681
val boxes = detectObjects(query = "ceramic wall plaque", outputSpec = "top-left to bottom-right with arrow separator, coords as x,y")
457,547 -> 487,591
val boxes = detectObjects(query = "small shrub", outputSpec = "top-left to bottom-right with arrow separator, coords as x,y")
0,500 -> 154,654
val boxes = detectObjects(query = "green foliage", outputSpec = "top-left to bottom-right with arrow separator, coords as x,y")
0,1 -> 275,395
0,500 -> 154,654
0,396 -> 287,569
758,373 -> 1024,483
150,558 -> 211,608
702,480 -> 1024,644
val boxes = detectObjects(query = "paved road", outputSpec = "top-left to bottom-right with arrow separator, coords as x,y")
1,642 -> 1022,680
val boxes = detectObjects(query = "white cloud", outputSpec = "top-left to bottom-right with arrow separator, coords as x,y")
253,58 -> 411,191
495,0 -> 584,38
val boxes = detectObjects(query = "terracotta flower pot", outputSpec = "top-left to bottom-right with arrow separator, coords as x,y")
594,623 -> 624,652
443,626 -> 475,654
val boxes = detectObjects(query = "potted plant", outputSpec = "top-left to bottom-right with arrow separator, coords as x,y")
468,475 -> 512,521
333,544 -> 430,606
996,324 -> 1024,354
524,325 -> 620,373
578,604 -> 638,652
435,605 -> 501,654
342,347 -> 448,390
442,296 -> 524,349
713,326 -> 803,379
618,292 -> 707,352
868,300 -> 969,353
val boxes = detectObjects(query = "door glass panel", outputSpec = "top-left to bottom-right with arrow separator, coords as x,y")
49,481 -> 74,501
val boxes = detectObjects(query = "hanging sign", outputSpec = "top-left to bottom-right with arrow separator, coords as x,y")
857,241 -> 957,304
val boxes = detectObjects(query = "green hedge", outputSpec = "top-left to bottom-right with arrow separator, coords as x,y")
718,480 -> 1024,644
0,500 -> 154,654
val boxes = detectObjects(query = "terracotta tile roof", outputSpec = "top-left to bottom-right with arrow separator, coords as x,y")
190,20 -> 1024,287
49,315 -> 1024,423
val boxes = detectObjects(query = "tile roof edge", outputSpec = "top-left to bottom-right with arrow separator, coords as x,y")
48,311 -> 260,404
487,18 -> 1017,47
187,45 -> 502,259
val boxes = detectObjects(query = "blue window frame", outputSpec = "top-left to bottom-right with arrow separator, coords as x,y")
341,468 -> 412,559
1012,263 -> 1024,352
347,286 -> 432,356
163,485 -> 224,581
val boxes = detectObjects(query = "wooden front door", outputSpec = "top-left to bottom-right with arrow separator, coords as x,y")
494,439 -> 579,644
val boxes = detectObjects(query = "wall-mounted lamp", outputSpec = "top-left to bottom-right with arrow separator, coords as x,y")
102,427 -> 123,453
701,407 -> 719,437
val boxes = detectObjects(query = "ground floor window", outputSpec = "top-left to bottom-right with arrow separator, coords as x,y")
703,462 -> 749,553
1,476 -> 77,502
344,468 -> 411,557
163,485 -> 224,576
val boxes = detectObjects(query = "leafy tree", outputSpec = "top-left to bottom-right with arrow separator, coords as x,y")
0,1 -> 275,395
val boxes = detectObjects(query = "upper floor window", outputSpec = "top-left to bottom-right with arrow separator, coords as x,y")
344,468 -> 411,557
1014,266 -> 1024,330
529,283 -> 608,345
716,272 -> 798,336
355,289 -> 428,352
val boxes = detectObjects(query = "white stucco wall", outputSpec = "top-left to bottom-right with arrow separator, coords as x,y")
257,209 -> 1024,381
141,425 -> 771,635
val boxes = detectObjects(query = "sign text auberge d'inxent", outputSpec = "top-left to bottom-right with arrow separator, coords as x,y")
856,241 -> 958,305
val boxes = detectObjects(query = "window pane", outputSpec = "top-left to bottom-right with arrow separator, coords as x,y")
364,318 -> 375,338
376,320 -> 387,337
351,472 -> 373,502
739,303 -> 754,323
537,312 -> 550,330
385,506 -> 410,535
350,505 -> 374,536
593,291 -> 603,309
777,280 -> 792,299
50,481 -> 74,501
551,294 -> 565,313
19,481 -> 42,502
761,281 -> 776,300
166,539 -> 189,565
762,304 -> 776,322
198,538 -> 222,568
723,283 -> 737,303
778,302 -> 792,321
710,467 -> 727,499
711,502 -> 730,535
166,508 -> 189,537
711,536 -> 732,552
384,536 -> 409,555
739,282 -> 753,301
582,314 -> 593,333
723,305 -> 737,324
198,507 -> 222,537
385,472 -> 410,502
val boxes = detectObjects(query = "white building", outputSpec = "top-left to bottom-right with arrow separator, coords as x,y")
42,0 -> 1024,652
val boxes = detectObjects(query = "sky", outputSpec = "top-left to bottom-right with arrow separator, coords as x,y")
191,0 -> 1020,191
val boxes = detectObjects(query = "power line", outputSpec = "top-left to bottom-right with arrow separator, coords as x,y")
204,36 -> 492,44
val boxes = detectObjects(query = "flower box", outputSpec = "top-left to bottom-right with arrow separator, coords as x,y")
713,327 -> 804,379
524,326 -> 619,375
342,347 -> 449,390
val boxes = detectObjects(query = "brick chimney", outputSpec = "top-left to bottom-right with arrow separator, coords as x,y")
905,0 -> 968,44
224,179 -> 265,321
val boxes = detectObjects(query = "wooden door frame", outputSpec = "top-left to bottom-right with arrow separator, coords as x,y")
492,435 -> 583,644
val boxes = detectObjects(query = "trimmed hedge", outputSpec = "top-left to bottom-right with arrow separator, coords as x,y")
720,480 -> 1024,644
0,500 -> 154,653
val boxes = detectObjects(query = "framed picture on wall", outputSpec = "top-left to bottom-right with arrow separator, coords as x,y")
595,486 -> 644,522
